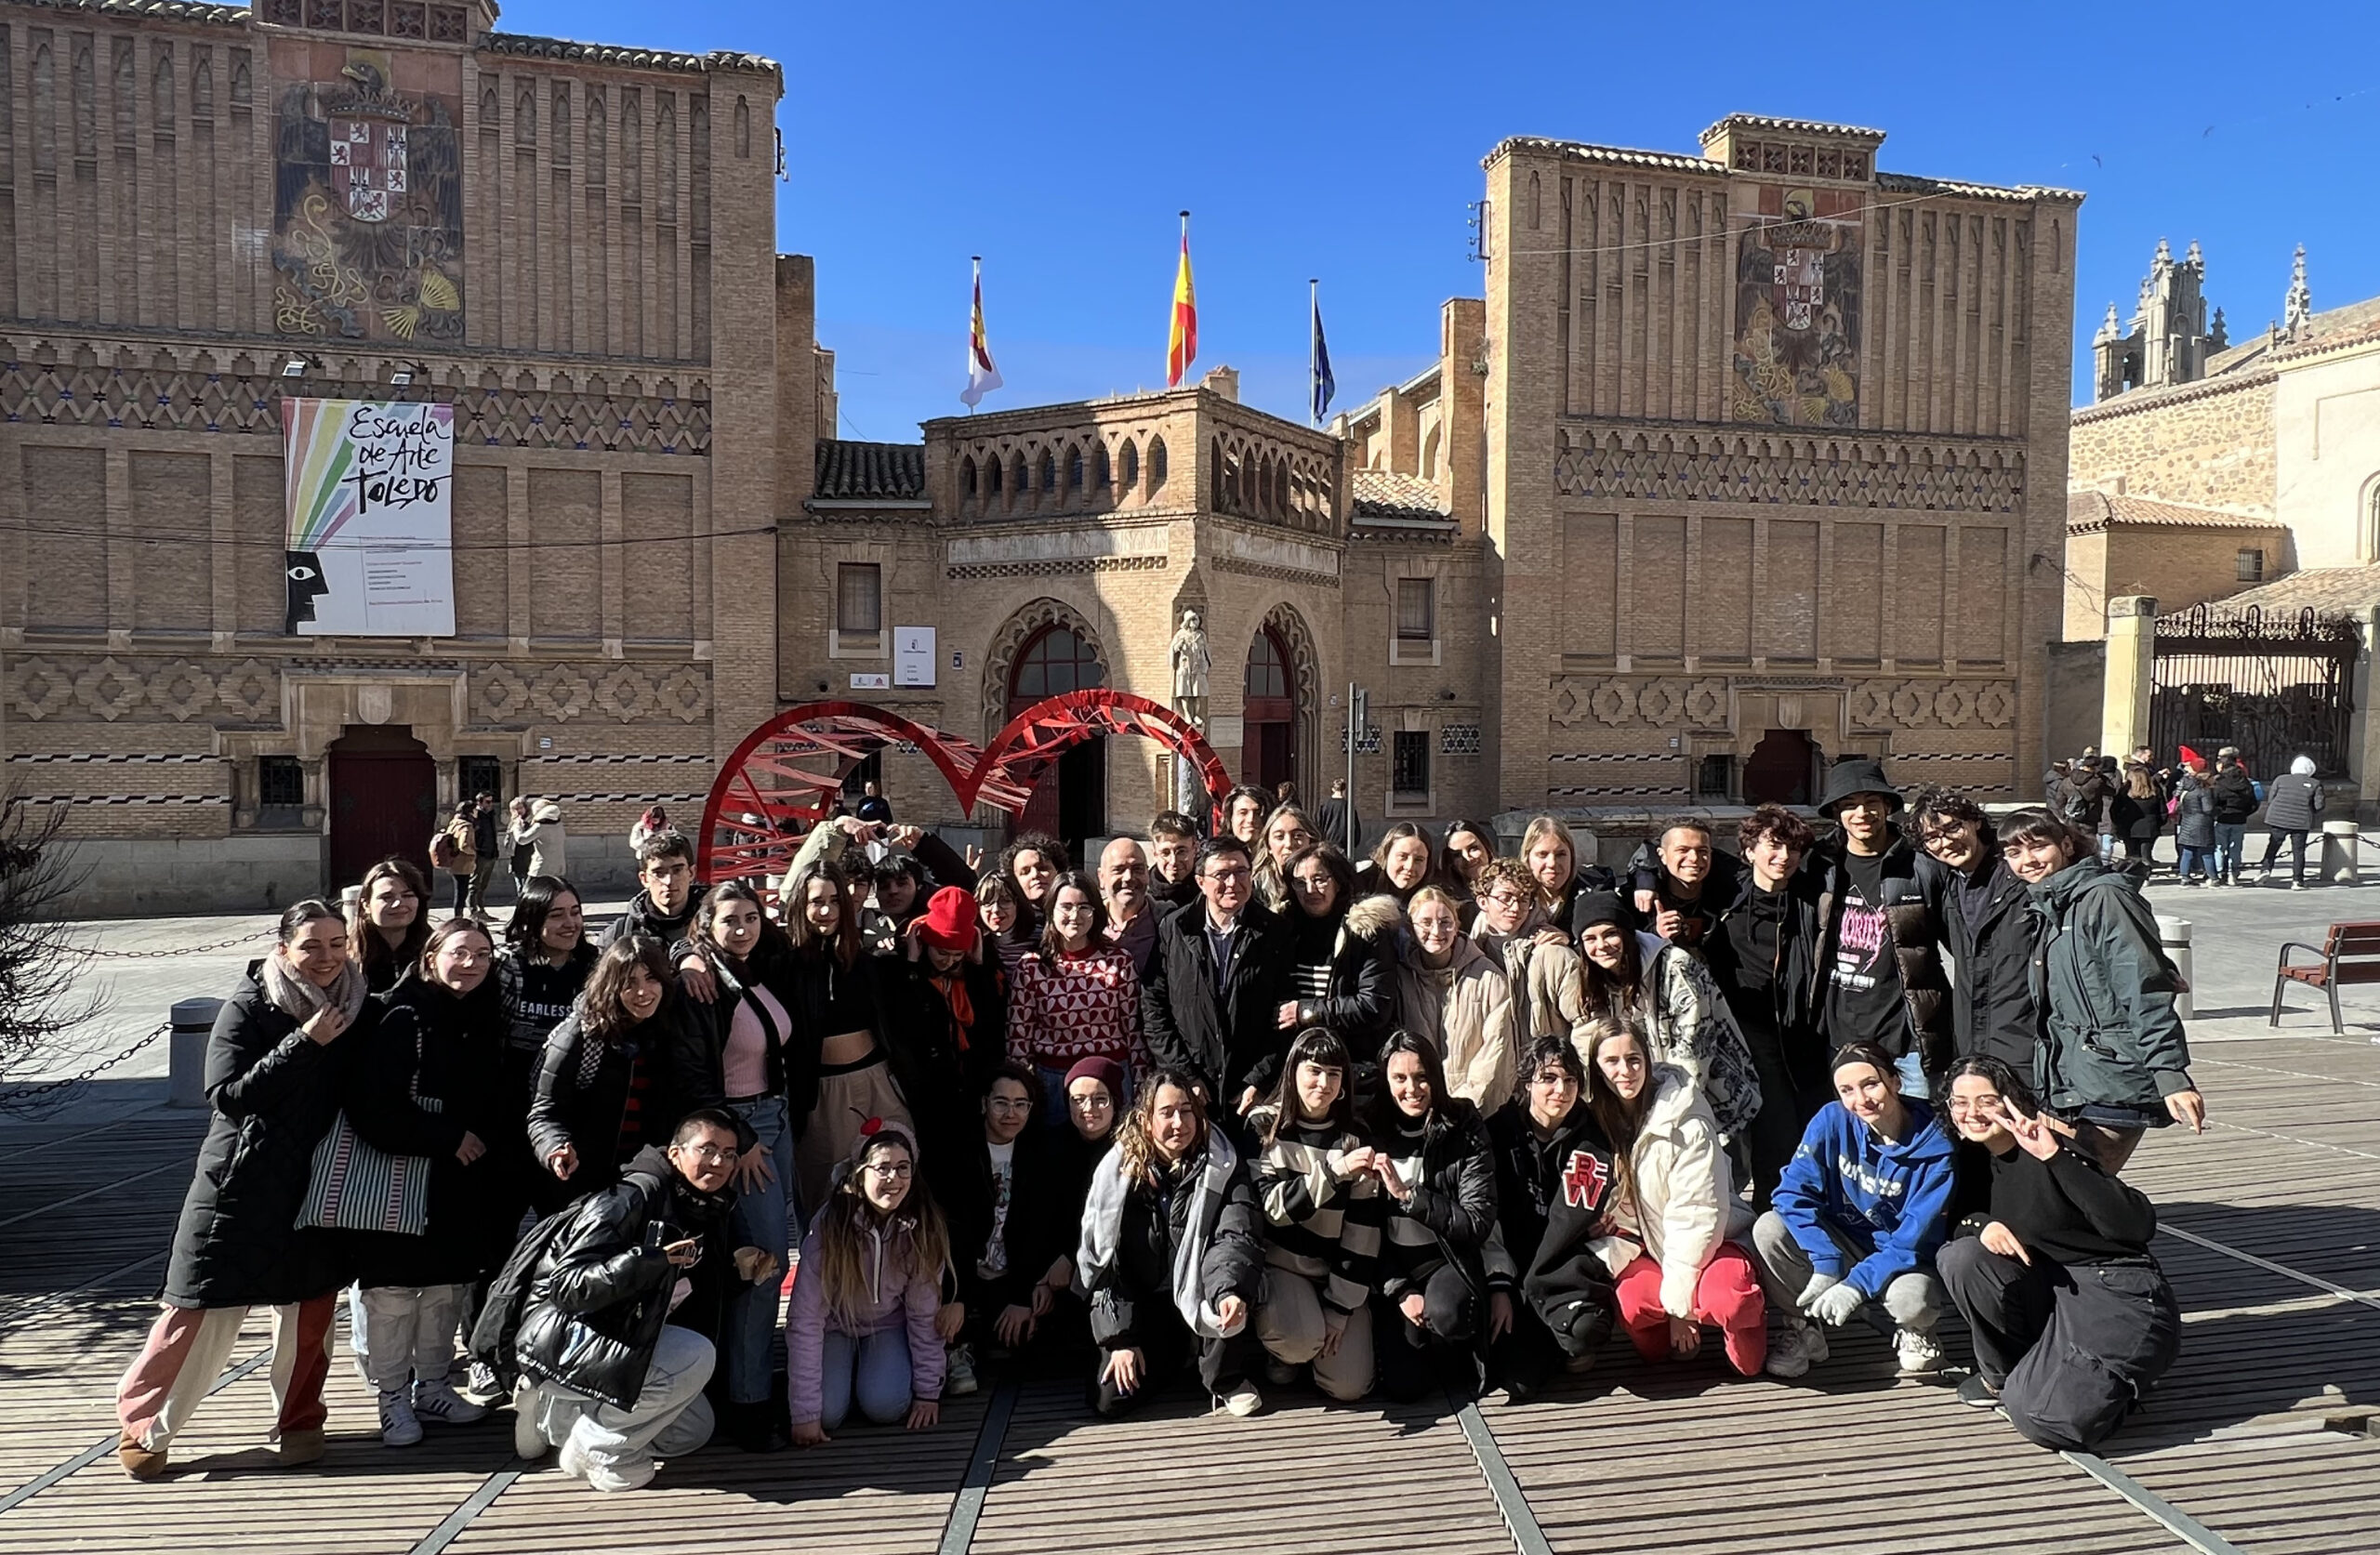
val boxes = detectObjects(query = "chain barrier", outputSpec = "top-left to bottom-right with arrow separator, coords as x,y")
0,1020 -> 171,1114
78,930 -> 268,960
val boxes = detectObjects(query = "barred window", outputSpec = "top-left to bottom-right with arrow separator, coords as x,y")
1393,731 -> 1430,798
258,756 -> 303,808
459,756 -> 503,804
2236,548 -> 2264,583
838,563 -> 881,634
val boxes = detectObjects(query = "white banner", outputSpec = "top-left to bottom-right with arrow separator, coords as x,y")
283,397 -> 456,637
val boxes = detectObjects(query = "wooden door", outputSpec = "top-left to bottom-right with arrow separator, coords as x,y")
1741,728 -> 1817,807
327,729 -> 437,887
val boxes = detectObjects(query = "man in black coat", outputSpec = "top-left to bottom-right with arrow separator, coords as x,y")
1705,805 -> 1829,1206
497,1110 -> 758,1493
1910,786 -> 2041,1073
1140,834 -> 1295,1120
1810,758 -> 1954,1097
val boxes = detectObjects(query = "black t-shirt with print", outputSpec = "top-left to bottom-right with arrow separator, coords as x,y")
1824,850 -> 1910,1054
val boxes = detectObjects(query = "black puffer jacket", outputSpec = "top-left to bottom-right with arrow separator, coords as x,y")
1812,832 -> 1954,1075
510,1145 -> 734,1409
162,964 -> 363,1308
1484,1098 -> 1620,1340
342,972 -> 512,1288
1292,894 -> 1406,1054
1368,1097 -> 1497,1299
2210,766 -> 2257,824
527,1000 -> 694,1195
1941,853 -> 2043,1073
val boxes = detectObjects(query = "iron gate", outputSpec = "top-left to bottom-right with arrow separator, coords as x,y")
2149,604 -> 2362,776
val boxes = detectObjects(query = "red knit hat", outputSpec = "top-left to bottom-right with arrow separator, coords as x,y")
914,885 -> 980,953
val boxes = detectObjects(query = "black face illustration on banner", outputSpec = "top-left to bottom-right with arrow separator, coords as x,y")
284,550 -> 329,635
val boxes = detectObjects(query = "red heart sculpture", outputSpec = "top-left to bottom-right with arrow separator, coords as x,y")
695,690 -> 1227,890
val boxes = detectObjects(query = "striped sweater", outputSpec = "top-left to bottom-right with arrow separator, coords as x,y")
1249,1111 -> 1385,1319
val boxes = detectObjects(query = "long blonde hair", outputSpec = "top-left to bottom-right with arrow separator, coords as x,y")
811,1128 -> 950,1330
1520,815 -> 1577,905
1114,1068 -> 1208,1192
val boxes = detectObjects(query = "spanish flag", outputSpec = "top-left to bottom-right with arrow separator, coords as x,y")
1167,211 -> 1197,388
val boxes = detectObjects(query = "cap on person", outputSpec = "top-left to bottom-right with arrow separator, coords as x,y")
913,886 -> 979,953
1063,1055 -> 1127,1103
1572,890 -> 1625,932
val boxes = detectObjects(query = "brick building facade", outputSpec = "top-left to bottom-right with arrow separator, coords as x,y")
0,0 -> 782,909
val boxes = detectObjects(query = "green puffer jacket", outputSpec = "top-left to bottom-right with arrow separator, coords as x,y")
2026,858 -> 2194,1114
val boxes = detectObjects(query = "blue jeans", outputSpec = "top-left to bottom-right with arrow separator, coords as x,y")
820,1325 -> 913,1430
2213,824 -> 2248,880
2177,845 -> 2214,880
1893,1049 -> 1931,1101
724,1095 -> 798,1404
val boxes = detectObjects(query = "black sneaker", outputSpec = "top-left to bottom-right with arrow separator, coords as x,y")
1957,1374 -> 2000,1408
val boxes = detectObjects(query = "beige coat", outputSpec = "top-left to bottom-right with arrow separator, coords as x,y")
1591,1063 -> 1755,1318
1395,934 -> 1517,1114
1485,925 -> 1593,1051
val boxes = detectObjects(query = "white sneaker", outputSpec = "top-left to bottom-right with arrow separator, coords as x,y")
558,1436 -> 654,1493
945,1343 -> 980,1397
412,1378 -> 488,1426
1218,1382 -> 1263,1418
1895,1327 -> 1945,1377
511,1382 -> 549,1460
464,1361 -> 505,1405
377,1388 -> 423,1448
1763,1321 -> 1830,1379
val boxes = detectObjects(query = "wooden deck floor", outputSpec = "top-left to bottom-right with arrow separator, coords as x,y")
4,1035 -> 2375,1555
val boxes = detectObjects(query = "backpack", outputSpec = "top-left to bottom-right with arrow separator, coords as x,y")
466,1207 -> 580,1393
430,829 -> 461,869
2059,784 -> 2096,826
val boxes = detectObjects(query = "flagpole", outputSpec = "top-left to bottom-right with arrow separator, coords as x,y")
1309,278 -> 1319,429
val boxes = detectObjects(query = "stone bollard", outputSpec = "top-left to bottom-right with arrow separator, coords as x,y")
168,997 -> 224,1108
2321,821 -> 2360,886
2155,916 -> 2194,1021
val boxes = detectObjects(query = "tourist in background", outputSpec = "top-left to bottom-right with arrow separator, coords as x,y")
1937,1057 -> 2180,1451
1998,809 -> 2204,1173
2208,748 -> 2256,885
2255,755 -> 2325,889
1318,776 -> 1355,853
115,901 -> 365,1479
629,805 -> 669,855
350,857 -> 431,995
2171,762 -> 2217,885
2117,758 -> 2163,869
342,916 -> 509,1446
464,792 -> 501,917
439,800 -> 479,918
1077,1071 -> 1264,1417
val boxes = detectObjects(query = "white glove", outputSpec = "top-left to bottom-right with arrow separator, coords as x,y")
1810,1283 -> 1865,1327
1795,1272 -> 1842,1311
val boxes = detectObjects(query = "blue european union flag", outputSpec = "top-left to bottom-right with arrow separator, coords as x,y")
1310,288 -> 1336,426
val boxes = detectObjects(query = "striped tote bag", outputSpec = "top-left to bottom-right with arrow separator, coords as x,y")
297,1093 -> 443,1237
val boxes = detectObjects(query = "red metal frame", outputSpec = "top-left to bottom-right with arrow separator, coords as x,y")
694,691 -> 1228,891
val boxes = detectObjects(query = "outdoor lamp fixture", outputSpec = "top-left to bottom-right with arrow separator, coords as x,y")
390,359 -> 430,387
281,355 -> 319,378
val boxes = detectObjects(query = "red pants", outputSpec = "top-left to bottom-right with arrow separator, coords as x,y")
116,1297 -> 337,1452
1614,1242 -> 1766,1376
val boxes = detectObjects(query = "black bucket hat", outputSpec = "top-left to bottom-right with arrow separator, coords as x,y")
1818,758 -> 1902,818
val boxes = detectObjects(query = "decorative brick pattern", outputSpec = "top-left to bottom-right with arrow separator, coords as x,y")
1554,428 -> 2028,515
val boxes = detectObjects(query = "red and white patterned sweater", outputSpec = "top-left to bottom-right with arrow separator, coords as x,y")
1008,945 -> 1152,1074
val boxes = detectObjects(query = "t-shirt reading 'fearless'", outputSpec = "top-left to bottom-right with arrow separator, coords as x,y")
1824,850 -> 1910,1054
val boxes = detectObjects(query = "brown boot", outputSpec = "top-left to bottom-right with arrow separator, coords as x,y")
117,1434 -> 168,1481
275,1427 -> 326,1467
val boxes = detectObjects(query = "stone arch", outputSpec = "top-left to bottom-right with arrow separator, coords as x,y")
1252,600 -> 1323,792
981,597 -> 1110,742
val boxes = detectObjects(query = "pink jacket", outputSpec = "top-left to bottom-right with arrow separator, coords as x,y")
1008,945 -> 1151,1073
787,1208 -> 945,1425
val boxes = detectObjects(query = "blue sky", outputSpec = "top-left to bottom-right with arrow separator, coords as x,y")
509,0 -> 2380,442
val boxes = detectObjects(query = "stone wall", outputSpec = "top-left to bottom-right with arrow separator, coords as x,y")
2068,375 -> 2277,514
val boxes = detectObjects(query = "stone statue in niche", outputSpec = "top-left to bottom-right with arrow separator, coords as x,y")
1170,609 -> 1212,816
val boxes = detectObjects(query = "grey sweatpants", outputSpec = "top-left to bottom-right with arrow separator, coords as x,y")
1937,1239 -> 2180,1452
1750,1209 -> 1943,1332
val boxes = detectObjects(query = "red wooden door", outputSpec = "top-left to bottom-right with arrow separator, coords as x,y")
328,730 -> 437,887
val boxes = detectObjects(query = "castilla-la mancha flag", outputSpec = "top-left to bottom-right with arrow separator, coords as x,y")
1167,212 -> 1197,388
961,257 -> 1002,409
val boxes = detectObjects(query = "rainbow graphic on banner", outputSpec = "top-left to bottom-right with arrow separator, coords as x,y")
281,397 -> 456,637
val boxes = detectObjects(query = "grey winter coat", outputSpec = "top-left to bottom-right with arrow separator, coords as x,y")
2028,859 -> 2194,1115
2171,778 -> 2215,850
2262,773 -> 2325,833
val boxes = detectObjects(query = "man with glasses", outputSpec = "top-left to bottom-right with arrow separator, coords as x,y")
1142,835 -> 1295,1118
491,1108 -> 761,1493
1908,787 -> 2040,1076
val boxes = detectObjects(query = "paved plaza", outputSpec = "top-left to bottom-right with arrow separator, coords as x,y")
0,874 -> 2374,1554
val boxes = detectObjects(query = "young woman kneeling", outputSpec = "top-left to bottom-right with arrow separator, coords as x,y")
1580,1020 -> 1766,1376
1077,1072 -> 1265,1417
787,1122 -> 948,1443
1365,1033 -> 1498,1403
1938,1057 -> 2180,1452
1752,1040 -> 1955,1379
1483,1034 -> 1622,1402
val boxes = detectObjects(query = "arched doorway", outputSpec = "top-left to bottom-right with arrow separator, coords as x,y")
1244,627 -> 1297,796
327,725 -> 436,886
1742,728 -> 1819,806
1008,624 -> 1106,850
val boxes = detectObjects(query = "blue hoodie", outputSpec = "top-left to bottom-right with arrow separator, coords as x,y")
1773,1098 -> 1955,1298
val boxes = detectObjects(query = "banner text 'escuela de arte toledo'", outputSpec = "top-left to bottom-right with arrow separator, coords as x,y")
283,397 -> 457,638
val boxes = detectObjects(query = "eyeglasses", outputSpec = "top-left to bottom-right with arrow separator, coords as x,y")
679,1142 -> 738,1164
1480,891 -> 1527,910
1201,866 -> 1252,884
864,1161 -> 915,1179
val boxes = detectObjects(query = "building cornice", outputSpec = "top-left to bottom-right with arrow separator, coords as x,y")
2070,368 -> 2274,425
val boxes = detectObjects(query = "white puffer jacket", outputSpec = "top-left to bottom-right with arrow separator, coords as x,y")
1592,1063 -> 1754,1318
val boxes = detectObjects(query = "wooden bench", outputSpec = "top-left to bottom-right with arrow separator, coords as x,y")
2271,921 -> 2380,1033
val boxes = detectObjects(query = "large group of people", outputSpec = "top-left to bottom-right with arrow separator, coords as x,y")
121,759 -> 2209,1493
2046,741 -> 2330,890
